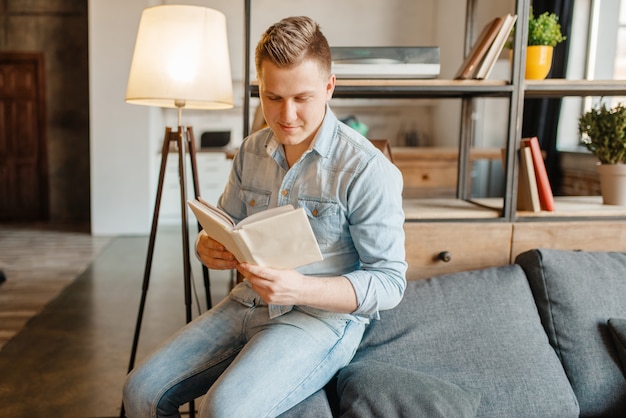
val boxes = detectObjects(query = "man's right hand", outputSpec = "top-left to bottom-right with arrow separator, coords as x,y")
196,230 -> 239,270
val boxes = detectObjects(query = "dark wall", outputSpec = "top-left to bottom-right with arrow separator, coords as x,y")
0,0 -> 89,223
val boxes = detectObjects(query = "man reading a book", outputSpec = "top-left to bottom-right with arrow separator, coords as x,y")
123,16 -> 407,418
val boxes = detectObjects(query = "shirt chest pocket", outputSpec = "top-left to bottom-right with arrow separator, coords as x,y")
240,188 -> 271,216
299,199 -> 342,250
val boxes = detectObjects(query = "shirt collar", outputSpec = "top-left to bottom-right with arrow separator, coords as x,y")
311,105 -> 338,159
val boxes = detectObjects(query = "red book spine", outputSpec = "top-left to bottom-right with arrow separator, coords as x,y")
524,137 -> 555,211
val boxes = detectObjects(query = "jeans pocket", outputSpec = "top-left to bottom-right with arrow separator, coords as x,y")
229,281 -> 257,308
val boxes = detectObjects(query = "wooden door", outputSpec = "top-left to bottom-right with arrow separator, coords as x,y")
0,53 -> 48,221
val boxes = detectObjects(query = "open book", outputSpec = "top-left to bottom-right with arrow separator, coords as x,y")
188,198 -> 323,269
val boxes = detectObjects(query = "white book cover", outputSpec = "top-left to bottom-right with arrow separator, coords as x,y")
188,198 -> 323,269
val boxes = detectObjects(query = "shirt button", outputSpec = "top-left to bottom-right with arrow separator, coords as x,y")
249,199 -> 255,206
281,189 -> 288,196
312,209 -> 318,217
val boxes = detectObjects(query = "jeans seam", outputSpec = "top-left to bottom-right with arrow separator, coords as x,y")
242,304 -> 259,342
265,320 -> 361,417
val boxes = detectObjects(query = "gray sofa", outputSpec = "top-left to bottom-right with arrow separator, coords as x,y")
281,248 -> 626,417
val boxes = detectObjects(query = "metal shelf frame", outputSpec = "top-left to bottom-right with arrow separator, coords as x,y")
242,0 -> 625,223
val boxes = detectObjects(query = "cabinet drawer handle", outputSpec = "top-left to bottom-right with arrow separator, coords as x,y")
437,251 -> 451,263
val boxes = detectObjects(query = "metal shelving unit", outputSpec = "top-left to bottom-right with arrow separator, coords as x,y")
242,0 -> 626,223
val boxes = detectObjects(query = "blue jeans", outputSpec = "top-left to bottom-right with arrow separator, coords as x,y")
122,291 -> 365,418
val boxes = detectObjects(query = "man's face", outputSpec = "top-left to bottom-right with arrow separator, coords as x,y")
258,59 -> 335,147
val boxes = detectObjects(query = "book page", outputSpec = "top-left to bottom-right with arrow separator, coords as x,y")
188,200 -> 322,268
196,197 -> 234,228
237,207 -> 323,269
187,199 -> 247,262
235,204 -> 295,229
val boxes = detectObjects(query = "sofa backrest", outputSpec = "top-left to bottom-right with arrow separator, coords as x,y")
516,248 -> 626,417
353,264 -> 579,417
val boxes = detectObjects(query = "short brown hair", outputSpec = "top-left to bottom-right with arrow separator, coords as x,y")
255,16 -> 331,76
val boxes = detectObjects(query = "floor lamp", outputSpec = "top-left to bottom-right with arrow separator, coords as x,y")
121,5 -> 233,417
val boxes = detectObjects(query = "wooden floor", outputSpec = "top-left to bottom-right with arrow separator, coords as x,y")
0,224 -> 231,418
0,224 -> 112,350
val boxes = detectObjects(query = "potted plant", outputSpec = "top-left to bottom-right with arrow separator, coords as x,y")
578,102 -> 626,205
522,8 -> 566,79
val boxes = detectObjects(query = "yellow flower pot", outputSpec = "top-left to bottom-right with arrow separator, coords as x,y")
525,45 -> 553,80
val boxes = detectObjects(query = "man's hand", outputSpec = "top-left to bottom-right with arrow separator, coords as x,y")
237,263 -> 358,313
196,231 -> 239,270
237,263 -> 305,306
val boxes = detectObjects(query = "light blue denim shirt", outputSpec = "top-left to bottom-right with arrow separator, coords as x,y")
219,107 -> 407,322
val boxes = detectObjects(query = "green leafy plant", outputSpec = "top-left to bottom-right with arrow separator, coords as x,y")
507,7 -> 566,48
528,8 -> 566,46
578,103 -> 626,164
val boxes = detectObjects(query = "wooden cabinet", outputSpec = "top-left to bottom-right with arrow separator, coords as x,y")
404,222 -> 512,280
406,220 -> 626,281
511,220 -> 626,259
394,148 -> 458,198
394,147 -> 502,198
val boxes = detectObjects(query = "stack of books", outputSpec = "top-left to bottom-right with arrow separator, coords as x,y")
516,137 -> 555,212
330,46 -> 440,79
454,14 -> 517,80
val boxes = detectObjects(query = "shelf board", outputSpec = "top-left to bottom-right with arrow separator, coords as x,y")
333,79 -> 512,98
516,195 -> 626,218
248,79 -> 513,99
403,198 -> 502,220
524,79 -> 626,98
403,196 -> 626,221
248,78 -> 626,98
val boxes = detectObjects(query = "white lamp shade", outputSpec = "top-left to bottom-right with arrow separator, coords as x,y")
125,5 -> 234,110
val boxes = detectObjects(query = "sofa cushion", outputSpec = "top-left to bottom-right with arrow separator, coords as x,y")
608,318 -> 626,378
516,249 -> 626,416
336,360 -> 480,418
351,264 -> 578,418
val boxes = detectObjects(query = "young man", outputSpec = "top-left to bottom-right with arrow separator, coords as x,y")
123,16 -> 406,417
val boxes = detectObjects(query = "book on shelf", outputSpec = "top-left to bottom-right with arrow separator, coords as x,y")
330,46 -> 440,79
454,16 -> 504,80
522,137 -> 555,211
187,198 -> 323,269
517,142 -> 541,212
474,14 -> 517,80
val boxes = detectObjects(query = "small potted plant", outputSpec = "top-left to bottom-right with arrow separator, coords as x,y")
578,102 -> 626,205
521,8 -> 566,79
